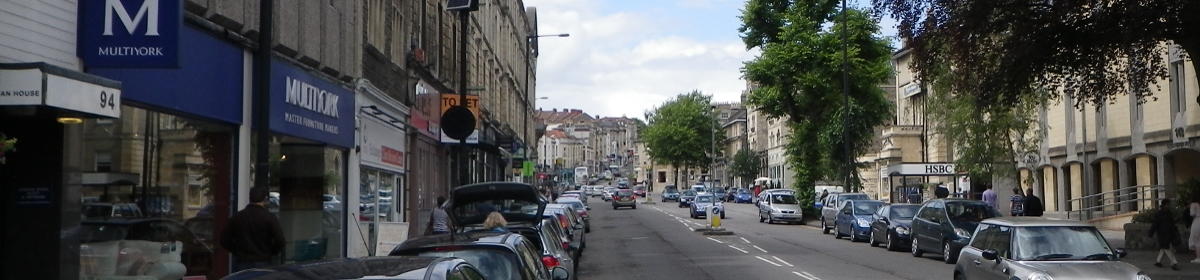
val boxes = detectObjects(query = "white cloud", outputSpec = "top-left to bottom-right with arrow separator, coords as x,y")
526,0 -> 759,119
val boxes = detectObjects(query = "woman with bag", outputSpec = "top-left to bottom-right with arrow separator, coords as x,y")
1189,196 -> 1200,263
1149,199 -> 1181,270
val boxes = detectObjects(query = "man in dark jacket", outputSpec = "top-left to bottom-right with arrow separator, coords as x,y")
1148,199 -> 1180,270
221,187 -> 286,272
1022,188 -> 1045,217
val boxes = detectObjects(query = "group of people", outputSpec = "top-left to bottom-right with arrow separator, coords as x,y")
1146,197 -> 1200,270
980,186 -> 1045,217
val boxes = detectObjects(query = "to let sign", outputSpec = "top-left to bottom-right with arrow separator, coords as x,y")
80,0 -> 182,68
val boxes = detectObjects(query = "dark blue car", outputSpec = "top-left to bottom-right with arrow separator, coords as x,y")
833,200 -> 884,242
868,203 -> 919,251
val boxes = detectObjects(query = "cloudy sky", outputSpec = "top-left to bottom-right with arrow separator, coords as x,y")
525,0 -> 898,120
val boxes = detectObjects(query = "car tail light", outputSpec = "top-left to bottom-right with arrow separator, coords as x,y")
580,211 -> 588,217
558,215 -> 568,228
542,255 -> 561,267
561,241 -> 570,250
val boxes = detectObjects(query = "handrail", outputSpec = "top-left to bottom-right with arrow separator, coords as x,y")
1066,185 -> 1165,220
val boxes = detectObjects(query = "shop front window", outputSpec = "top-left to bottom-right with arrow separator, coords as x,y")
268,138 -> 345,263
359,167 -> 405,255
78,106 -> 233,280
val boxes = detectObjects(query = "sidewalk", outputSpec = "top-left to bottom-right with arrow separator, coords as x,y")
1100,230 -> 1199,279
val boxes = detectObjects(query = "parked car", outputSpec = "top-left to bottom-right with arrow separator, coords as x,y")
662,188 -> 681,202
611,189 -> 637,209
690,184 -> 707,193
389,232 -> 568,280
910,198 -> 1002,264
832,199 -> 885,241
81,203 -> 143,219
562,190 -> 587,204
869,203 -> 920,251
79,218 -> 213,278
757,191 -> 803,224
224,256 -> 487,280
732,188 -> 753,203
820,192 -> 871,234
601,187 -> 617,201
554,198 -> 591,233
678,190 -> 699,208
545,205 -> 587,260
953,217 -> 1142,280
532,216 -> 580,279
712,187 -> 727,202
689,194 -> 724,219
633,186 -> 647,197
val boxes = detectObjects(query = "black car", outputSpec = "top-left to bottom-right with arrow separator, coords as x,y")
677,190 -> 699,208
79,218 -> 214,278
389,232 -> 567,280
869,203 -> 920,251
223,256 -> 484,280
909,198 -> 1003,264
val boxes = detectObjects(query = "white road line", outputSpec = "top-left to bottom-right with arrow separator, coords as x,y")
727,245 -> 749,254
752,245 -> 768,253
772,256 -> 794,266
688,226 -> 694,231
740,237 -> 752,243
707,237 -> 724,243
755,256 -> 783,266
792,271 -> 817,280
801,271 -> 820,280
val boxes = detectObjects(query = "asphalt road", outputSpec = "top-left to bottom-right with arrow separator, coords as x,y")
574,194 -> 956,280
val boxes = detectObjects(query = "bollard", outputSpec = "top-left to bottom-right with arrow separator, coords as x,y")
710,206 -> 721,228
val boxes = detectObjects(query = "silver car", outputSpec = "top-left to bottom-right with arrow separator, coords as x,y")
757,192 -> 803,224
953,217 -> 1143,280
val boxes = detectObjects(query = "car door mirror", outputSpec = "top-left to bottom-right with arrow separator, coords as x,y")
551,266 -> 570,280
586,206 -> 592,210
1115,248 -> 1127,258
878,216 -> 888,223
981,249 -> 998,260
573,224 -> 584,230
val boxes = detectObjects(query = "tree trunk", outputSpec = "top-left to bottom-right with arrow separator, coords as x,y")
673,166 -> 679,187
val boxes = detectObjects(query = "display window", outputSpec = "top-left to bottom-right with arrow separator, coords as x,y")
262,136 -> 346,264
358,167 -> 405,255
78,105 -> 234,280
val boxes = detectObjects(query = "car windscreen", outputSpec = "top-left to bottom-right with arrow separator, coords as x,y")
81,205 -> 114,218
682,190 -> 697,196
945,202 -> 1002,222
736,189 -> 749,194
853,201 -> 883,215
453,199 -> 541,226
417,247 -> 522,280
696,196 -> 714,203
664,189 -> 679,194
1012,226 -> 1112,261
79,224 -> 130,243
616,190 -> 634,196
560,201 -> 585,210
771,194 -> 798,204
837,194 -> 869,202
889,205 -> 919,219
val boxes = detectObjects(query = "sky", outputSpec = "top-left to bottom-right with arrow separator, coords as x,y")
525,0 -> 898,120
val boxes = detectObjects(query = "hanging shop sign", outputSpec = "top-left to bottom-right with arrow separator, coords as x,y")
270,59 -> 355,148
0,63 -> 122,119
79,0 -> 183,68
439,93 -> 480,144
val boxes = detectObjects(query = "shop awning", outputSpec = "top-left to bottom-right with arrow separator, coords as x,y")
0,62 -> 121,119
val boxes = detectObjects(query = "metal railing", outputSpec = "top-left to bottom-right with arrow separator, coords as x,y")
1066,185 -> 1165,220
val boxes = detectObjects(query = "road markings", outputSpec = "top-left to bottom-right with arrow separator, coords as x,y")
794,271 -> 820,280
707,237 -> 724,244
740,237 -> 752,243
771,256 -> 794,266
755,256 -> 783,266
688,226 -> 694,231
727,245 -> 749,254
752,245 -> 768,253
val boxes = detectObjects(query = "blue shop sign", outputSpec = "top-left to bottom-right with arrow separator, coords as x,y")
270,60 -> 355,148
79,0 -> 182,68
89,25 -> 243,124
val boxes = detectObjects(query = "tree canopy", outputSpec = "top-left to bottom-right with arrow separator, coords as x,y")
739,1 -> 895,196
730,148 -> 765,186
873,0 -> 1200,109
643,91 -> 722,181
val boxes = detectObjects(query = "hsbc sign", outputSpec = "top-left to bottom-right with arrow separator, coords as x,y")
80,0 -> 182,68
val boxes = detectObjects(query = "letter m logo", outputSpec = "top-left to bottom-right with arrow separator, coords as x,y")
104,0 -> 159,36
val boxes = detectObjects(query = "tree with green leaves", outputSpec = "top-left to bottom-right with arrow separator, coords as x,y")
730,148 -> 765,188
643,91 -> 722,186
873,0 -> 1199,110
739,0 -> 894,215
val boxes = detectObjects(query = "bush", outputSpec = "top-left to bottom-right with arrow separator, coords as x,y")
1132,208 -> 1157,223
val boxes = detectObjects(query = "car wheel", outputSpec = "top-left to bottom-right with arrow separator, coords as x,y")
942,241 -> 958,264
869,231 -> 879,247
954,272 -> 965,280
821,219 -> 830,234
758,213 -> 766,223
885,233 -> 898,251
632,205 -> 637,209
833,222 -> 844,239
849,229 -> 859,242
585,226 -> 591,233
911,238 -> 923,257
613,206 -> 618,210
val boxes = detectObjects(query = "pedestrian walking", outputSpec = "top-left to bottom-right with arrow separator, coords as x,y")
425,196 -> 451,235
1022,188 -> 1044,217
1009,187 -> 1025,216
221,187 -> 286,272
981,185 -> 998,209
1149,199 -> 1181,270
1189,196 -> 1200,263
